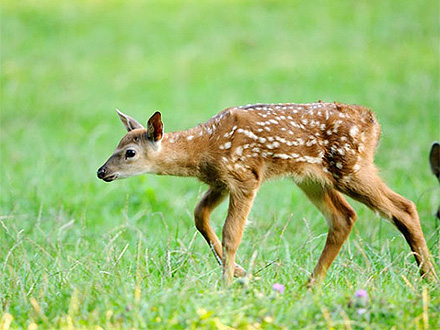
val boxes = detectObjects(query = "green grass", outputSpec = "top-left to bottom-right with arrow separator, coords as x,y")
1,0 -> 439,329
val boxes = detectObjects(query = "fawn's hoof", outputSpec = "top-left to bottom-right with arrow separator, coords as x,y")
421,268 -> 439,283
306,276 -> 315,289
307,275 -> 323,289
234,264 -> 247,278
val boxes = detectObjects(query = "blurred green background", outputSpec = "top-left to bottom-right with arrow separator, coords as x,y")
1,0 -> 439,329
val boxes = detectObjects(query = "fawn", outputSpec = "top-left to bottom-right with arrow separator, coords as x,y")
97,102 -> 437,285
430,142 -> 440,219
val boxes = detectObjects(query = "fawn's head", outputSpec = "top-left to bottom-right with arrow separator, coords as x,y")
97,110 -> 163,182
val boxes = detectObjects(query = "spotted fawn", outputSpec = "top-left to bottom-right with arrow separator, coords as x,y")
97,102 -> 437,285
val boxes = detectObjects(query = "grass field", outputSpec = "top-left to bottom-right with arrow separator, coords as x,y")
1,0 -> 439,329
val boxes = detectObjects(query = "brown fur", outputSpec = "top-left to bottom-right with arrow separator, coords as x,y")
98,103 -> 437,285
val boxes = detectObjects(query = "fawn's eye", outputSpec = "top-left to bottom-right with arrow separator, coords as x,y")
125,149 -> 136,159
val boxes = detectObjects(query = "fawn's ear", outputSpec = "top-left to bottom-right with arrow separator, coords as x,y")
116,109 -> 144,132
146,111 -> 163,142
430,142 -> 440,180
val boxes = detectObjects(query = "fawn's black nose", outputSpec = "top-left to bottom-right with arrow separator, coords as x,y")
97,166 -> 106,179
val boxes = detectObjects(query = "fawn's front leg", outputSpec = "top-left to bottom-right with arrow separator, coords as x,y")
194,187 -> 246,277
222,189 -> 257,285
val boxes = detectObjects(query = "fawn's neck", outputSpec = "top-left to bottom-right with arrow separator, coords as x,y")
152,129 -> 206,177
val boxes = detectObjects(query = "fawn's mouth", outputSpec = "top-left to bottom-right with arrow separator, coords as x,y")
102,174 -> 119,182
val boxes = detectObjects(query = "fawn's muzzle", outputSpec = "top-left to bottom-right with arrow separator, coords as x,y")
97,165 -> 119,182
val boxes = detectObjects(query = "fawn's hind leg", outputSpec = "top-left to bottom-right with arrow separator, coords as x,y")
338,166 -> 437,281
194,187 -> 246,277
298,181 -> 357,285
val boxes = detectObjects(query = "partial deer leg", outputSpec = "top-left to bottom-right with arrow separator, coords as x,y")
338,166 -> 437,281
194,187 -> 246,277
298,181 -> 357,285
222,189 -> 257,285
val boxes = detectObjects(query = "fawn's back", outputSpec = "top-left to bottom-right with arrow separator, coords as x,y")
168,102 -> 381,188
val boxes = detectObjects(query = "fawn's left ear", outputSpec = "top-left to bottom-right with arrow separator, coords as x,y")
430,142 -> 440,181
116,109 -> 144,132
146,111 -> 163,142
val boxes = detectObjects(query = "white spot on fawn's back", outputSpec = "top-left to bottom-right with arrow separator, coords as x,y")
349,125 -> 359,137
220,141 -> 232,150
235,146 -> 243,156
273,153 -> 290,159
